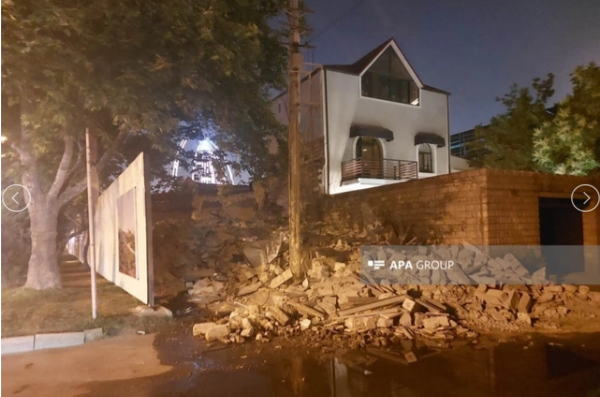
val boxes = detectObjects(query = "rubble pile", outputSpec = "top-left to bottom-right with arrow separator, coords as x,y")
187,240 -> 600,348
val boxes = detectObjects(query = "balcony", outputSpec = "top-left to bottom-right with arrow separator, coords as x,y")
341,158 -> 418,182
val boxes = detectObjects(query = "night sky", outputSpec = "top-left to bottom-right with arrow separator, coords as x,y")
303,0 -> 600,134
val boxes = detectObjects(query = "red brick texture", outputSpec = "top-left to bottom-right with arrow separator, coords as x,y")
323,169 -> 600,246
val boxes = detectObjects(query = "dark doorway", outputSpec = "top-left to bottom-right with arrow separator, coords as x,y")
538,198 -> 584,275
356,136 -> 383,178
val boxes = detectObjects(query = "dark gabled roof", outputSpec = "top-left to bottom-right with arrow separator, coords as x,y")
323,38 -> 450,96
324,39 -> 393,75
270,38 -> 450,101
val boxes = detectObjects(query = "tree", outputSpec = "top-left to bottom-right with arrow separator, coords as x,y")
533,63 -> 600,175
1,0 -> 287,289
467,74 -> 555,170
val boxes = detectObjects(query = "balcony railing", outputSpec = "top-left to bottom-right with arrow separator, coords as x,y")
341,158 -> 418,182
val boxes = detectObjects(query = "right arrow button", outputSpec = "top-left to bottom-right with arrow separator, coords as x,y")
571,184 -> 599,213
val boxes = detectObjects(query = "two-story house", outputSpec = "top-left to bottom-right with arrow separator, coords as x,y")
272,38 -> 451,195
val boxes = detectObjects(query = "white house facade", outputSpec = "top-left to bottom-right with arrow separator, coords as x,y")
272,38 -> 451,195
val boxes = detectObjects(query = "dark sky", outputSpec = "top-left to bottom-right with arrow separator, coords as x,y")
303,0 -> 600,134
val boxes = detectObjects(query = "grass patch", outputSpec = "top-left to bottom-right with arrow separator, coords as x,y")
1,259 -> 170,338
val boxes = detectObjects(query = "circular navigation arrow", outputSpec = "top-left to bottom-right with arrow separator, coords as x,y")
571,184 -> 599,213
2,184 -> 32,212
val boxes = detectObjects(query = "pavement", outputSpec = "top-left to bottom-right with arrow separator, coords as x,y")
1,334 -> 170,397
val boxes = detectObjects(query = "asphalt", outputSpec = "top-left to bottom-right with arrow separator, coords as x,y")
3,324 -> 600,397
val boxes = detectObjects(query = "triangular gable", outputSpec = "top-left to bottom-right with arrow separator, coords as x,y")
358,39 -> 423,88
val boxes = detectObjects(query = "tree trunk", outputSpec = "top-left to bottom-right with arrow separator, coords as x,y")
24,198 -> 62,289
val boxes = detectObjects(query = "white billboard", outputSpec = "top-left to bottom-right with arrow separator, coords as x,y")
93,153 -> 154,304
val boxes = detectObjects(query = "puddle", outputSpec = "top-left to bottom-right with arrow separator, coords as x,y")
80,332 -> 600,397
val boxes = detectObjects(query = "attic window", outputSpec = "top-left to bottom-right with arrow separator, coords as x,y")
361,47 -> 419,106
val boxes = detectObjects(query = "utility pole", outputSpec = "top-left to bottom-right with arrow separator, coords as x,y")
85,128 -> 99,319
288,0 -> 302,277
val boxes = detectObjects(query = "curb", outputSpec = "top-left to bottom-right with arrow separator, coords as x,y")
1,327 -> 103,355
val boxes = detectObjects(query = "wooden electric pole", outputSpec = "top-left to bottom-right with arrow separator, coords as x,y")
288,0 -> 302,277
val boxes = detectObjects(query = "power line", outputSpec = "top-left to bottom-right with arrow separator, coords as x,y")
309,0 -> 368,42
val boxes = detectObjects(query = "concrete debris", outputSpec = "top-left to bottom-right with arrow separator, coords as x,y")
269,268 -> 293,289
175,215 -> 600,348
131,305 -> 173,318
299,319 -> 312,331
205,324 -> 230,341
267,306 -> 290,326
193,322 -> 218,336
589,292 -> 600,304
237,282 -> 262,297
422,316 -> 450,331
345,316 -> 377,332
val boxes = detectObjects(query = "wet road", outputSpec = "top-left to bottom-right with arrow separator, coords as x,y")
87,329 -> 600,397
3,327 -> 600,397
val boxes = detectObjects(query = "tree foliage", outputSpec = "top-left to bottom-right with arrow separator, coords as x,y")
1,0 -> 288,289
533,63 -> 600,175
467,74 -> 555,170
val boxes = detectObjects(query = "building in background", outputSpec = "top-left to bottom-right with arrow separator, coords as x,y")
272,38 -> 451,195
167,138 -> 250,186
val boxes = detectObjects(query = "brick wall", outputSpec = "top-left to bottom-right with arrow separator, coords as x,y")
483,170 -> 600,246
323,169 -> 600,247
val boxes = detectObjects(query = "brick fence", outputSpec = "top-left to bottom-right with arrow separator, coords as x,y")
322,168 -> 600,247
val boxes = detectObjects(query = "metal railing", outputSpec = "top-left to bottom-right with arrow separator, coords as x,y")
341,158 -> 418,182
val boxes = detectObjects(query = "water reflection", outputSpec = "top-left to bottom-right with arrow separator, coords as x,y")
289,338 -> 600,397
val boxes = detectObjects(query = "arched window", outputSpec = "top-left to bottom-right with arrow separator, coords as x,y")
418,144 -> 433,173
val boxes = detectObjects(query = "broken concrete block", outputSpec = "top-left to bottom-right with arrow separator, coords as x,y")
517,312 -> 532,326
267,306 -> 290,325
578,285 -> 590,296
483,289 -> 518,309
377,317 -> 394,328
193,278 -> 212,289
241,318 -> 254,330
334,262 -> 346,273
517,293 -> 533,313
544,285 -> 563,293
399,312 -> 412,327
402,298 -> 417,313
557,306 -> 569,316
317,296 -> 338,315
588,292 -> 600,304
212,281 -> 225,292
240,327 -> 256,338
193,322 -> 218,337
537,292 -> 555,303
413,312 -> 425,328
299,319 -> 311,331
345,316 -> 377,332
422,316 -> 450,331
237,282 -> 262,296
309,260 -> 330,279
205,324 -> 230,341
192,285 -> 215,295
269,268 -> 293,289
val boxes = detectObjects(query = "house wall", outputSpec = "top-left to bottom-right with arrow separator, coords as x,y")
271,69 -> 325,143
325,69 -> 450,195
